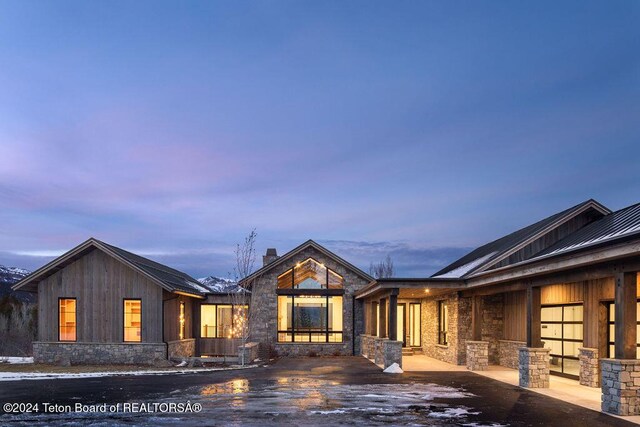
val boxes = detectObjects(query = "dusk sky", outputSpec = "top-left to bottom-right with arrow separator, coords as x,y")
0,1 -> 638,278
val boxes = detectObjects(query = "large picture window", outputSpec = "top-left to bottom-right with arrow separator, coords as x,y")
607,302 -> 640,359
277,295 -> 343,342
124,299 -> 142,342
59,298 -> 77,342
438,301 -> 448,345
200,304 -> 248,338
277,258 -> 343,289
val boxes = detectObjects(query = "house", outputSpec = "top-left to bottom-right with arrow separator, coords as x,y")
11,198 -> 640,416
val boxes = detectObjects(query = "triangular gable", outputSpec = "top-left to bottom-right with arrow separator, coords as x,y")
12,238 -> 204,298
240,239 -> 374,285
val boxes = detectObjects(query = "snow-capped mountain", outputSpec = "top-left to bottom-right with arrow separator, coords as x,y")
0,266 -> 34,301
197,276 -> 244,294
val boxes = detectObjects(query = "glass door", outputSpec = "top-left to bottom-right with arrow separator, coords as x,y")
397,303 -> 406,346
541,304 -> 583,378
409,303 -> 421,347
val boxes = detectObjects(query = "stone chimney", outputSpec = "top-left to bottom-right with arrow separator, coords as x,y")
263,248 -> 278,266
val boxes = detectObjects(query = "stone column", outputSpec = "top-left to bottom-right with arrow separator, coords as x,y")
466,341 -> 489,371
601,359 -> 640,415
383,340 -> 403,369
375,337 -> 388,365
579,347 -> 600,387
360,335 -> 368,357
518,347 -> 550,388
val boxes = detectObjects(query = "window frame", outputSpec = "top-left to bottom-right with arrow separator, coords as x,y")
123,298 -> 142,343
606,301 -> 640,358
277,258 -> 344,290
277,295 -> 343,343
200,303 -> 249,338
540,303 -> 583,378
58,297 -> 77,342
438,300 -> 448,346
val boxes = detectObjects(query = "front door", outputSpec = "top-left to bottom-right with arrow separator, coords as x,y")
408,302 -> 421,347
397,303 -> 406,346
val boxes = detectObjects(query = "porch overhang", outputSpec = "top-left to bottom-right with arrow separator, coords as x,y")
355,278 -> 465,300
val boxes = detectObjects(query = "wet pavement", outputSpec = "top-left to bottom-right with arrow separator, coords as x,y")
0,357 -> 633,426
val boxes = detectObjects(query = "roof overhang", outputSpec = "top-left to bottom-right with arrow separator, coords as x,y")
355,277 -> 465,300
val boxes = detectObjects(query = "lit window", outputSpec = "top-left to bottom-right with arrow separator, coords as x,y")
438,301 -> 448,345
124,299 -> 141,342
179,301 -> 186,340
59,298 -> 76,341
276,258 -> 343,289
200,304 -> 248,338
277,295 -> 343,343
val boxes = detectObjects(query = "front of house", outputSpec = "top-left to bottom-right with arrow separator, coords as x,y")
12,197 -> 640,416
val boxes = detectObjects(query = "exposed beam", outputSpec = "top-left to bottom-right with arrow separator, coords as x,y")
472,296 -> 483,341
615,272 -> 637,359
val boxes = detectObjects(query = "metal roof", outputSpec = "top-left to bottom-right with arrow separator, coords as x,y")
432,199 -> 610,279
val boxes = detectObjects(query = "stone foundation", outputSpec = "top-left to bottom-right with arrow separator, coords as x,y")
374,337 -> 388,365
360,335 -> 375,359
518,347 -> 550,388
274,343 -> 345,357
466,341 -> 489,371
33,341 -> 167,365
383,340 -> 402,369
578,347 -> 599,388
167,339 -> 195,360
499,340 -> 525,369
238,342 -> 260,364
601,359 -> 640,415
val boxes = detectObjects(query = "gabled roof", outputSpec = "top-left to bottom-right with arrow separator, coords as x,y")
239,239 -> 374,285
530,201 -> 640,261
432,199 -> 611,279
12,238 -> 206,298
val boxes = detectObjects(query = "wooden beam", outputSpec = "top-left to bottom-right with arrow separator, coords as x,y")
379,298 -> 387,338
615,272 -> 637,359
472,296 -> 483,341
388,294 -> 397,341
526,286 -> 542,348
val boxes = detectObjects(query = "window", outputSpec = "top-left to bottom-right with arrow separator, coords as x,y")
607,302 -> 640,359
59,298 -> 76,341
277,295 -> 343,342
200,304 -> 248,338
409,303 -> 421,347
277,258 -> 343,289
179,301 -> 186,340
124,299 -> 141,342
541,304 -> 583,377
438,301 -> 448,345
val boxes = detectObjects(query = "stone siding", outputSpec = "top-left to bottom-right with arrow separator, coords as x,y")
481,294 -> 504,364
499,340 -> 525,369
466,341 -> 489,371
383,340 -> 402,369
374,337 -> 387,365
167,339 -> 195,360
579,347 -> 599,388
249,246 -> 370,356
518,347 -> 550,388
601,359 -> 640,416
422,292 -> 471,365
33,341 -> 166,365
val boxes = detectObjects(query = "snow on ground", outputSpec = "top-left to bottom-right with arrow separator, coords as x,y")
0,364 -> 258,382
0,357 -> 33,364
383,363 -> 403,373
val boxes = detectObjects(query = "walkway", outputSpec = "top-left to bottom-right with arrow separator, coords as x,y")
403,354 -> 640,424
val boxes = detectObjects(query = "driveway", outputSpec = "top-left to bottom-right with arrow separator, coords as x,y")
0,356 -> 633,426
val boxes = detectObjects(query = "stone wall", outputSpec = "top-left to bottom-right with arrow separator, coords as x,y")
466,341 -> 489,371
374,337 -> 387,365
421,292 -> 471,365
481,294 -> 504,364
601,359 -> 640,416
238,342 -> 260,364
498,340 -> 525,369
249,245 -> 370,356
579,347 -> 599,388
33,341 -> 167,365
360,334 -> 375,359
518,347 -> 550,388
383,340 -> 402,369
167,339 -> 195,360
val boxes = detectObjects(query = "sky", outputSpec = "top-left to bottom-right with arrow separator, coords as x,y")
0,1 -> 638,278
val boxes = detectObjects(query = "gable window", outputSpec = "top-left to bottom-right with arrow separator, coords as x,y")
124,299 -> 142,342
179,301 -> 186,340
59,298 -> 77,342
438,301 -> 448,345
277,295 -> 343,342
200,304 -> 248,338
277,258 -> 344,289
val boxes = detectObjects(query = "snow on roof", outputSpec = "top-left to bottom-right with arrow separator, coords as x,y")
432,251 -> 498,279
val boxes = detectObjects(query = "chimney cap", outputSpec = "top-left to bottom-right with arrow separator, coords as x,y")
266,248 -> 277,256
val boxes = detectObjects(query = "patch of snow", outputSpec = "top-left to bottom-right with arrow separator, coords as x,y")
428,407 -> 480,418
0,364 -> 258,382
383,363 -> 403,374
0,357 -> 33,364
433,251 -> 498,278
175,360 -> 187,367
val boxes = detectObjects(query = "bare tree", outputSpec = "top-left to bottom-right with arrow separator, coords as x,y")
369,255 -> 394,279
230,229 -> 257,366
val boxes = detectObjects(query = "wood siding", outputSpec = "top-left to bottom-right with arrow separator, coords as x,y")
163,291 -> 195,342
200,338 -> 242,356
37,248 -> 163,343
540,282 -> 583,304
503,290 -> 526,341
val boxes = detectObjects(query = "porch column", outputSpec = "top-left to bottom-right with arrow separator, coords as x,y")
472,295 -> 483,341
379,298 -> 387,338
370,302 -> 378,336
519,285 -> 549,388
602,271 -> 640,416
615,272 -> 637,359
193,300 -> 201,357
525,286 -> 541,348
388,291 -> 398,341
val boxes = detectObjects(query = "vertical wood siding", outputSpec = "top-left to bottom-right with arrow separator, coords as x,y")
503,291 -> 526,341
540,282 -> 584,305
37,249 -> 163,343
163,291 -> 194,342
